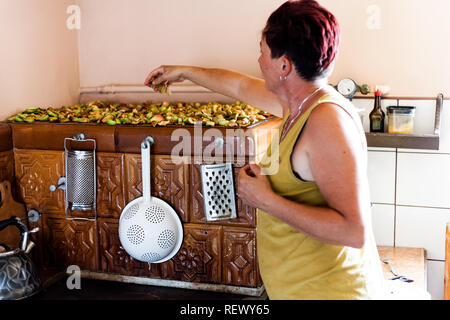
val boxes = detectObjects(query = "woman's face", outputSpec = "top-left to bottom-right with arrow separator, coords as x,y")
258,37 -> 281,92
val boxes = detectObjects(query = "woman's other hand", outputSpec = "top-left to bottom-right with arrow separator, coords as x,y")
144,65 -> 186,89
237,164 -> 275,209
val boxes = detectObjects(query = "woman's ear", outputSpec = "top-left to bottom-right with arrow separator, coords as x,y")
280,56 -> 292,79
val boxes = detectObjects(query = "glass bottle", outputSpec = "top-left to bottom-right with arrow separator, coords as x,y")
369,89 -> 385,133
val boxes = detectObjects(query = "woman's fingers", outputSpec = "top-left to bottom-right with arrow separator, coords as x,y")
144,66 -> 165,86
241,163 -> 261,178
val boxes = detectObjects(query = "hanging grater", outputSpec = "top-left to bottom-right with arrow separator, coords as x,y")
50,133 -> 97,221
200,163 -> 237,222
64,133 -> 97,221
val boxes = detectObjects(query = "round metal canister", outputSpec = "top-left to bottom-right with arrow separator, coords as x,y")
66,149 -> 96,211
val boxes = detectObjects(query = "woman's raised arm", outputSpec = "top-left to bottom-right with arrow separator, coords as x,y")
145,65 -> 283,117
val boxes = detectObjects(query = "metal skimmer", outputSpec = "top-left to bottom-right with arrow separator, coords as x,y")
200,163 -> 237,222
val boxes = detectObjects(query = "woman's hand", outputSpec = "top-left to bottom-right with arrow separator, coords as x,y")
144,65 -> 187,89
237,164 -> 276,210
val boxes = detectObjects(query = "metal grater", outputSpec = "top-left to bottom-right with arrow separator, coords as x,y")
66,150 -> 95,211
64,133 -> 97,221
200,163 -> 237,222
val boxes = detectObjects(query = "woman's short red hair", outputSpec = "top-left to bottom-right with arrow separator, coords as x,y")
263,0 -> 340,81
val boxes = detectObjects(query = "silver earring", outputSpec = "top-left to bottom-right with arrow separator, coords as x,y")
280,75 -> 287,81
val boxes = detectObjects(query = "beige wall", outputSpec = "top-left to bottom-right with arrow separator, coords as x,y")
77,0 -> 283,87
1,0 -> 447,120
0,0 -> 80,121
323,0 -> 450,97
77,0 -> 449,98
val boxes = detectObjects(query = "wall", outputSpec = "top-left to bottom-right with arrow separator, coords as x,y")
77,0 -> 283,88
361,97 -> 450,300
77,0 -> 449,97
324,0 -> 450,97
0,0 -> 80,121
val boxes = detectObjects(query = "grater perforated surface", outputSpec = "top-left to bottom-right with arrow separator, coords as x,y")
66,151 -> 95,205
200,163 -> 237,222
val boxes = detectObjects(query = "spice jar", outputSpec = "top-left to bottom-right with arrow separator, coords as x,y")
387,106 -> 416,134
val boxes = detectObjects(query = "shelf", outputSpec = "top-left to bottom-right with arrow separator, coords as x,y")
366,94 -> 444,150
366,132 -> 440,150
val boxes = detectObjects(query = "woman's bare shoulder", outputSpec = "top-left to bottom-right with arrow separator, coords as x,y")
302,102 -> 366,155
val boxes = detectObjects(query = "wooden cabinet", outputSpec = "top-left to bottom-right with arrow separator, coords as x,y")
7,120 -> 276,291
124,154 -> 190,222
98,218 -> 160,277
14,150 -> 65,214
96,153 -> 126,219
10,148 -> 262,289
41,214 -> 98,271
0,151 -> 14,187
223,227 -> 261,287
0,125 -> 18,245
168,224 -> 222,283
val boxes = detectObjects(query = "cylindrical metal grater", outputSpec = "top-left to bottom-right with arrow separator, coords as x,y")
63,133 -> 97,221
200,163 -> 237,222
66,149 -> 95,211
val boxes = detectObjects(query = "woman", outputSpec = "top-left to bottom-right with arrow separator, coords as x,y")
145,0 -> 384,300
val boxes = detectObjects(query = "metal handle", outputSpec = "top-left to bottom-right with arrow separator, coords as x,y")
434,93 -> 444,136
50,177 -> 66,192
27,210 -> 41,223
0,216 -> 29,251
141,136 -> 154,204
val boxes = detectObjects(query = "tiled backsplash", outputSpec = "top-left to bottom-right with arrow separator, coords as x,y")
365,97 -> 450,299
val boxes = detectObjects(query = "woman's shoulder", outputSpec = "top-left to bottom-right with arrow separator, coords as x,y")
311,89 -> 362,125
316,89 -> 357,112
304,91 -> 367,149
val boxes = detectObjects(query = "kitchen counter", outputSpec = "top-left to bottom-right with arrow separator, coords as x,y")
378,246 -> 427,290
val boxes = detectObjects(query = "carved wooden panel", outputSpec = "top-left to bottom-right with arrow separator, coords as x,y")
161,224 -> 222,283
97,218 -> 161,277
124,154 -> 189,222
222,227 -> 261,287
14,150 -> 65,214
0,151 -> 18,201
0,151 -> 14,184
190,162 -> 256,227
96,153 -> 126,219
41,214 -> 98,271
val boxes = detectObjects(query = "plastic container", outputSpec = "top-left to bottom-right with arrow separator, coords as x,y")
387,106 -> 416,134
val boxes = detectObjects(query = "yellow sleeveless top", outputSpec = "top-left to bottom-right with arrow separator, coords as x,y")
257,91 -> 384,300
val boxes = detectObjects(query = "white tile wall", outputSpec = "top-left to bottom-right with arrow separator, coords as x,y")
367,151 -> 396,204
427,260 -> 445,300
398,100 -> 450,154
396,153 -> 450,208
395,206 -> 450,260
360,97 -> 449,300
371,204 -> 395,246
398,99 -> 436,135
